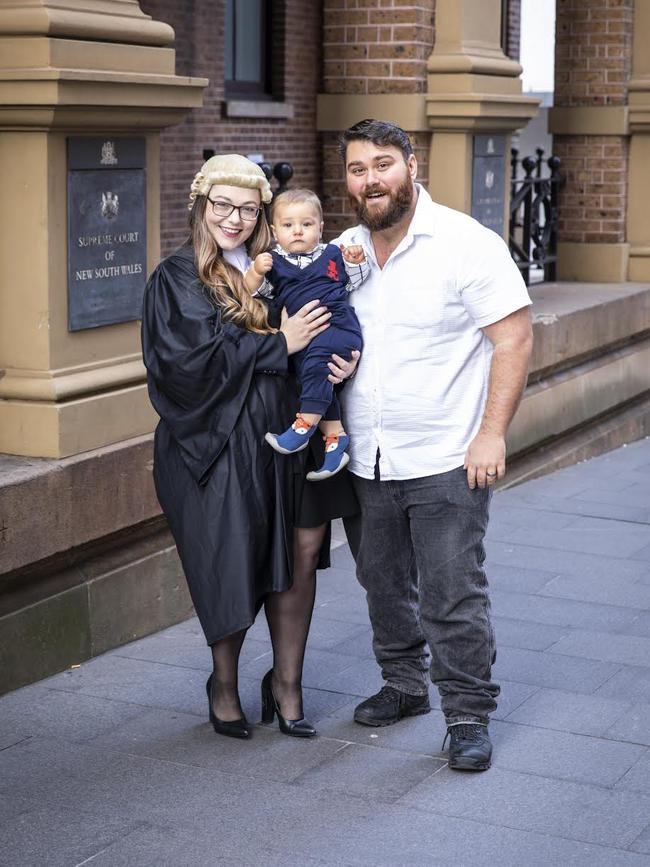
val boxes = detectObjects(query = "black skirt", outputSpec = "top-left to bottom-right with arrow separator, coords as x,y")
295,435 -> 359,529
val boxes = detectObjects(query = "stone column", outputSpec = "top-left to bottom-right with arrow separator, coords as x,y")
549,0 -> 634,282
0,0 -> 206,458
425,0 -> 538,238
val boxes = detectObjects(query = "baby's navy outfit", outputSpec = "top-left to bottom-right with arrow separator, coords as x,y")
269,243 -> 363,418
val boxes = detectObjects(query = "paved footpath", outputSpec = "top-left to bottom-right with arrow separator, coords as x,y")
2,439 -> 650,866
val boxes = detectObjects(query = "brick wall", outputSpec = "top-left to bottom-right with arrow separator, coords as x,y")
323,1 -> 435,95
321,0 -> 435,237
141,0 -> 323,257
555,136 -> 629,244
553,0 -> 634,244
555,0 -> 633,107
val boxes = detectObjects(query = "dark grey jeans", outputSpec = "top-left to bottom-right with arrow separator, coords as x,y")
346,466 -> 499,724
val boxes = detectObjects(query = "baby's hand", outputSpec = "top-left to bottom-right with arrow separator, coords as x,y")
340,244 -> 366,265
253,252 -> 273,276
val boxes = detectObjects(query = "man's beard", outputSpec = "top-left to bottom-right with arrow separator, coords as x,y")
350,176 -> 414,231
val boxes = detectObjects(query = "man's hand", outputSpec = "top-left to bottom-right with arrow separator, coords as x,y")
464,432 -> 506,489
253,252 -> 273,276
340,244 -> 366,265
327,350 -> 361,384
464,306 -> 532,490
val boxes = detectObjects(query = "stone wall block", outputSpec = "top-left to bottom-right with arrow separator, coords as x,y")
0,585 -> 91,695
0,437 -> 159,576
87,533 -> 192,656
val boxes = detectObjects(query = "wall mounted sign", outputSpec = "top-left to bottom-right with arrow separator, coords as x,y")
67,137 -> 147,331
471,134 -> 506,237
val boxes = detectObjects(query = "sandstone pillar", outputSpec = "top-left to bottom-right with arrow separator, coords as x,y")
425,0 -> 538,239
0,0 -> 206,457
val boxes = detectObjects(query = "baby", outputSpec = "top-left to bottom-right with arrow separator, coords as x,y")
244,189 -> 367,480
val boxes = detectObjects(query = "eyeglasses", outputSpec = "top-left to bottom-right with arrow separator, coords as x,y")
207,197 -> 261,222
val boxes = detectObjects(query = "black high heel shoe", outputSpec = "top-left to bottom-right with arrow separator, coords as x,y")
206,674 -> 251,739
260,669 -> 317,738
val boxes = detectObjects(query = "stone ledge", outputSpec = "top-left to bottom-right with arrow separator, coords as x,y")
225,99 -> 294,119
528,281 -> 650,377
0,434 -> 159,575
556,243 -> 630,283
0,522 -> 192,696
0,1 -> 174,47
317,93 -> 428,132
509,338 -> 650,455
505,392 -> 650,489
548,105 -> 629,136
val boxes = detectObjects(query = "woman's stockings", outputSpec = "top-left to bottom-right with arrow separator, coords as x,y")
264,524 -> 326,720
210,628 -> 247,721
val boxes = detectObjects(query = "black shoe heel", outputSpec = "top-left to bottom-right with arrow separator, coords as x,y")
260,669 -> 317,738
206,674 -> 251,740
260,680 -> 276,725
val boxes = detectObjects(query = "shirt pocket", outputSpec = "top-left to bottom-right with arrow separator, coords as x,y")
395,276 -> 456,332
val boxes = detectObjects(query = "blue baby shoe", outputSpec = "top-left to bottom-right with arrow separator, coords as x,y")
265,414 -> 317,454
306,434 -> 350,481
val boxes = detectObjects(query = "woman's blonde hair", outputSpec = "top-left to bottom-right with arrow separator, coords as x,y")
188,196 -> 274,334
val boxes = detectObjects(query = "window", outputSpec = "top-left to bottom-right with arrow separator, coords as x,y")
225,0 -> 272,98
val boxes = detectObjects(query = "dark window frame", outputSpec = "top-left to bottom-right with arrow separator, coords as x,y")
225,0 -> 274,100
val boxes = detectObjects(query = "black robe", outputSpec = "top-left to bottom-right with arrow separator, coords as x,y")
141,245 -> 356,645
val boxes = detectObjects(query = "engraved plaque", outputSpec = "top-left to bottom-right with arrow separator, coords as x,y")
471,135 -> 506,237
67,137 -> 147,331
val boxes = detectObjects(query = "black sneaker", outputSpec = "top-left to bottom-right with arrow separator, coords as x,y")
444,723 -> 492,771
354,685 -> 431,727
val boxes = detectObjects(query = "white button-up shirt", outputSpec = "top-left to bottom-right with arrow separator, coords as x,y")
334,185 -> 532,480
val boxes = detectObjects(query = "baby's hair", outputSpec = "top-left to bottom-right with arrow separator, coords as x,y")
271,188 -> 323,222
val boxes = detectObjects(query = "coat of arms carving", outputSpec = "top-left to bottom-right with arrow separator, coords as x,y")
101,191 -> 119,219
100,141 -> 118,166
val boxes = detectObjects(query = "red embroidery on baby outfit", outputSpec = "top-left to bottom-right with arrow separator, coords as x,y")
326,259 -> 338,281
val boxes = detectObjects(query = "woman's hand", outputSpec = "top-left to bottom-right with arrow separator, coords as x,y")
327,350 -> 361,384
280,299 -> 331,355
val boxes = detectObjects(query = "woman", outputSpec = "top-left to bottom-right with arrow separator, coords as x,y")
141,154 -> 358,739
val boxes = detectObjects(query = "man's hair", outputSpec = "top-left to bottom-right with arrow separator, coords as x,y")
271,188 -> 323,222
338,119 -> 414,163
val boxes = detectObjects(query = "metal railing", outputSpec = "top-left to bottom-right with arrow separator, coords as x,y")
258,161 -> 293,195
509,148 -> 562,285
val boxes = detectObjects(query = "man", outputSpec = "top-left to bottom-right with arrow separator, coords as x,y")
334,119 -> 533,771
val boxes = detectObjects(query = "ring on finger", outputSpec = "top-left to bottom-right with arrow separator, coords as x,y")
486,470 -> 497,477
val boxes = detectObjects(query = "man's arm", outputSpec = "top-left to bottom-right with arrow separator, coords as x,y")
464,306 -> 533,489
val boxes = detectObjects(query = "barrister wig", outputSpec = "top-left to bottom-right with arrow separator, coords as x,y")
188,154 -> 272,209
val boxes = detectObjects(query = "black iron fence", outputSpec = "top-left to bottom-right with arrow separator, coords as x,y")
509,148 -> 562,285
258,161 -> 294,195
